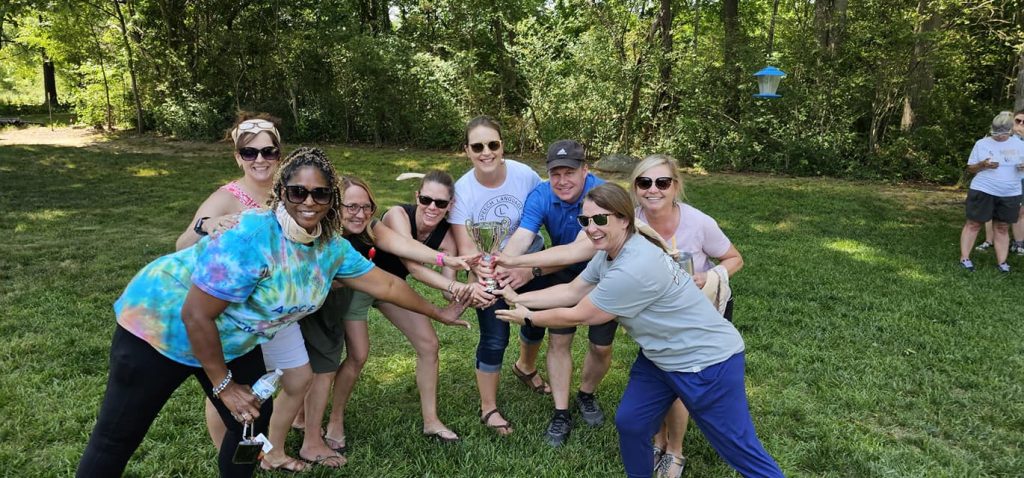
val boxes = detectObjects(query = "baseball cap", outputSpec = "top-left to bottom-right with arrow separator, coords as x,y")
546,140 -> 586,171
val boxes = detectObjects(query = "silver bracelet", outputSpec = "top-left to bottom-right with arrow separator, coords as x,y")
212,370 -> 232,398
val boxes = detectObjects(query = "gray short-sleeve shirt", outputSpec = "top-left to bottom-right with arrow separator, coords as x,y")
581,234 -> 744,372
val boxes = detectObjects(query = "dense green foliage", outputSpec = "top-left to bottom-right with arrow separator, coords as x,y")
2,138 -> 1022,476
1,0 -> 1023,182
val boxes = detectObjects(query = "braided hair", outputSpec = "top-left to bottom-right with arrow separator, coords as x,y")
268,147 -> 344,240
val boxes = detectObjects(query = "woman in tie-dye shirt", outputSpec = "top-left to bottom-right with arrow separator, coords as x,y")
77,148 -> 467,478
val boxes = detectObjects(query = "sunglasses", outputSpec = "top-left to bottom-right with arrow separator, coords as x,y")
1016,118 -> 1024,125
284,185 -> 333,205
577,213 -> 613,227
238,146 -> 280,161
417,194 -> 451,209
468,140 -> 502,154
342,203 -> 375,215
634,176 -> 674,191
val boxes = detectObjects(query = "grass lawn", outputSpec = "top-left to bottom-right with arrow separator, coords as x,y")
1,135 -> 1022,477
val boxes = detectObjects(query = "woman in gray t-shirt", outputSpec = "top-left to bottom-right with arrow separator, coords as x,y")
495,183 -> 782,478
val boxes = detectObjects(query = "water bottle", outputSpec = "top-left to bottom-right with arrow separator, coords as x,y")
251,369 -> 283,402
674,251 -> 694,276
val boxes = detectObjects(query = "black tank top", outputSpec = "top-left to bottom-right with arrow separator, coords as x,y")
373,203 -> 450,278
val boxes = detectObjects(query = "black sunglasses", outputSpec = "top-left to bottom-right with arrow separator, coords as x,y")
417,194 -> 451,209
468,140 -> 502,154
577,213 -> 613,227
634,176 -> 674,191
238,146 -> 281,162
284,185 -> 333,205
1016,118 -> 1024,125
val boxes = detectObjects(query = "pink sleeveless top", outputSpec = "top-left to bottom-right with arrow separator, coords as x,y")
219,181 -> 262,210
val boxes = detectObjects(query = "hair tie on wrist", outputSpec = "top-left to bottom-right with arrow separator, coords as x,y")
436,252 -> 446,267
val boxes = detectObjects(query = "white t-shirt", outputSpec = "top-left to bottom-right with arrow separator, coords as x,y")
581,234 -> 744,373
968,135 -> 1024,197
449,159 -> 542,250
636,203 -> 732,273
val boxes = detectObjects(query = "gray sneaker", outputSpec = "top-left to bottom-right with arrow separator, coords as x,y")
544,413 -> 572,447
975,241 -> 993,251
576,392 -> 605,427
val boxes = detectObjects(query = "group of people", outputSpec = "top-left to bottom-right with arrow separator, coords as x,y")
76,113 -> 783,478
959,109 -> 1024,272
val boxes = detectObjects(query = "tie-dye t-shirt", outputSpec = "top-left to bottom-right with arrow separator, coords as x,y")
115,209 -> 374,366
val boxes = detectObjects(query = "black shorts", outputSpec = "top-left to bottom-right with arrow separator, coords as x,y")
965,189 -> 1021,224
541,266 -> 618,346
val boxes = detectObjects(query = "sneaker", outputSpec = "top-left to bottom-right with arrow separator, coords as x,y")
998,262 -> 1011,273
576,392 -> 605,427
544,412 -> 572,447
975,241 -> 993,251
1013,242 -> 1024,256
960,259 -> 975,271
655,453 -> 687,478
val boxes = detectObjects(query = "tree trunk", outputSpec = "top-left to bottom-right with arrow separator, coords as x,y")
89,23 -> 113,130
42,56 -> 58,107
901,0 -> 941,132
814,0 -> 848,55
649,0 -> 674,125
619,12 -> 660,151
1015,48 -> 1024,112
112,0 -> 143,133
722,0 -> 741,120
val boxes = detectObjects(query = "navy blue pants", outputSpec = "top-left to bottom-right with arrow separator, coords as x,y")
77,325 -> 272,478
475,276 -> 549,372
615,352 -> 783,478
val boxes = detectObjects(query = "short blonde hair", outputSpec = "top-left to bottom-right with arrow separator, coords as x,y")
629,154 -> 686,203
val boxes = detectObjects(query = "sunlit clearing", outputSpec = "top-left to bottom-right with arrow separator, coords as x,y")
753,220 -> 795,233
824,239 -> 887,265
26,209 -> 69,221
131,167 -> 170,177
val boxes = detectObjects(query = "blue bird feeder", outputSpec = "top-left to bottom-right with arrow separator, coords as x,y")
753,66 -> 785,99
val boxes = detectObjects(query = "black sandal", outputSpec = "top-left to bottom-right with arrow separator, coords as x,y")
511,363 -> 551,395
480,409 -> 512,436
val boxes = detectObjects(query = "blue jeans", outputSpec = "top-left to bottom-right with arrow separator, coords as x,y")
475,276 -> 549,372
77,325 -> 272,478
615,352 -> 783,478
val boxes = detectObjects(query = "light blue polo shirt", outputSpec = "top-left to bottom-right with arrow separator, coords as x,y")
520,173 -> 605,247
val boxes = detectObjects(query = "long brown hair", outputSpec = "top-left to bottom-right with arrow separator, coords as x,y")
340,175 -> 377,245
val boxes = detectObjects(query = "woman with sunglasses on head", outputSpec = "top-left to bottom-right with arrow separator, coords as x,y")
77,147 -> 465,478
494,183 -> 781,478
299,173 -> 472,463
175,113 -> 311,472
447,115 -> 551,436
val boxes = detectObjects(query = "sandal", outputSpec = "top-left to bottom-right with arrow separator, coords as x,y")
511,363 -> 551,395
260,455 -> 309,473
655,453 -> 687,478
300,452 -> 346,469
423,429 -> 461,443
480,408 -> 513,436
323,435 -> 347,454
652,445 -> 664,469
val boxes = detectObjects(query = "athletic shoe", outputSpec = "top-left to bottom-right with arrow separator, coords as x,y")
576,392 -> 605,427
975,241 -> 993,251
998,262 -> 1011,273
1012,242 -> 1024,256
960,259 -> 975,271
544,412 -> 572,447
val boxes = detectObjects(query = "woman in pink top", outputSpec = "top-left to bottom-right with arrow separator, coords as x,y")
176,113 -> 309,473
632,154 -> 743,478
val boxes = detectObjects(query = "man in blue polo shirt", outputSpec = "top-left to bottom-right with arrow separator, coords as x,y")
497,139 -> 613,447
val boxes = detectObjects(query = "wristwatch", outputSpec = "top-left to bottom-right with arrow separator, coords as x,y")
194,216 -> 211,236
531,267 -> 543,278
524,315 -> 534,328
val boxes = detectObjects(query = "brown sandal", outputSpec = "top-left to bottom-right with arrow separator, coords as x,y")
480,409 -> 513,436
511,363 -> 551,395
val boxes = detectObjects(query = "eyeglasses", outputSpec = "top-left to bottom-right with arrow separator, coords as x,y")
417,194 -> 451,209
238,146 -> 281,161
284,185 -> 333,205
468,140 -> 502,153
341,203 -> 375,215
577,213 -> 612,227
634,176 -> 674,191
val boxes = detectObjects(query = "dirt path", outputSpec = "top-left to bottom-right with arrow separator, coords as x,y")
0,125 -> 107,146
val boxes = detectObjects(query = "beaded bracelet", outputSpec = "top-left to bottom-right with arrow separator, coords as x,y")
212,370 -> 233,398
435,252 -> 446,267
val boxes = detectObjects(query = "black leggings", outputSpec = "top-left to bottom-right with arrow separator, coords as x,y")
77,325 -> 272,478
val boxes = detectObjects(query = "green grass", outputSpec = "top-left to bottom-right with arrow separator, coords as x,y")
1,140 -> 1022,477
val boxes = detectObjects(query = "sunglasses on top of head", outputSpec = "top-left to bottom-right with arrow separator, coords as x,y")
576,213 -> 613,228
468,140 -> 502,154
284,185 -> 333,205
238,146 -> 281,161
634,176 -> 674,191
417,194 -> 450,209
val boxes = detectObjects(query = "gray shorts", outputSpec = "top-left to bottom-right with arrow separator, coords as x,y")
965,189 -> 1021,223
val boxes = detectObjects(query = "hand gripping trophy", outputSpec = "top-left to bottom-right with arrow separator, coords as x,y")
465,217 -> 511,292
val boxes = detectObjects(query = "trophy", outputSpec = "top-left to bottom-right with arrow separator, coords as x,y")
466,217 -> 511,292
